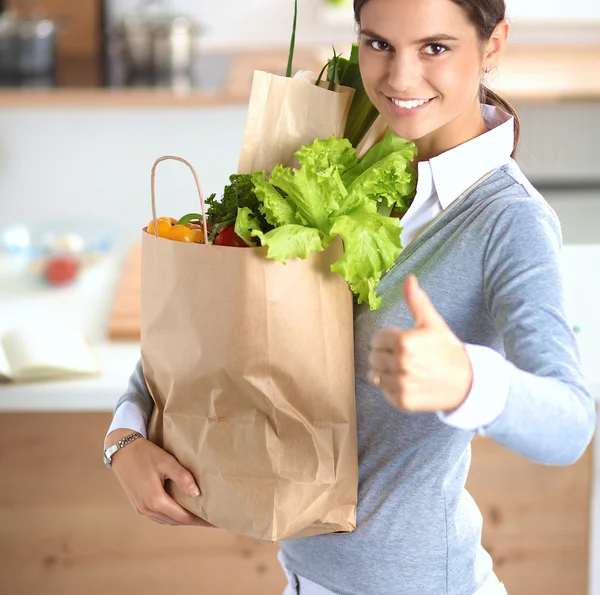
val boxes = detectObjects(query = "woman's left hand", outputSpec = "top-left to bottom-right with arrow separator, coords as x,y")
368,275 -> 473,413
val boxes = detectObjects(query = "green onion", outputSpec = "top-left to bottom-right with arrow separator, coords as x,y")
327,43 -> 380,148
315,60 -> 330,87
328,47 -> 339,91
286,0 -> 298,78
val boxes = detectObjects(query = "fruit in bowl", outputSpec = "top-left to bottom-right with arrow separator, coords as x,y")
0,219 -> 117,286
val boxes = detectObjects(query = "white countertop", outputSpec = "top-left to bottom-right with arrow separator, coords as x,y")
0,250 -> 140,412
0,243 -> 599,412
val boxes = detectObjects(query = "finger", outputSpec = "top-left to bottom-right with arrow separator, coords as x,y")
403,275 -> 447,330
371,328 -> 404,352
147,488 -> 209,526
148,512 -> 179,526
368,366 -> 397,390
160,457 -> 201,498
369,349 -> 406,374
369,369 -> 404,408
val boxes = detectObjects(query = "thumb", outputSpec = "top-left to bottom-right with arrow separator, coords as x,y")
163,456 -> 201,497
403,275 -> 447,330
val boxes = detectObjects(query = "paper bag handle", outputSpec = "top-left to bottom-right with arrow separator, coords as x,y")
150,156 -> 210,246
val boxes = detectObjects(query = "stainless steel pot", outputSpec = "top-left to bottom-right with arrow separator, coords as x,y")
118,3 -> 202,76
0,11 -> 57,77
152,15 -> 197,74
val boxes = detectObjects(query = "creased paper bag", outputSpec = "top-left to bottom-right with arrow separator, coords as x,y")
237,70 -> 355,174
144,157 -> 358,542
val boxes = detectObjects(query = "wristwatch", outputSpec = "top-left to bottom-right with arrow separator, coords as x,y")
103,432 -> 143,468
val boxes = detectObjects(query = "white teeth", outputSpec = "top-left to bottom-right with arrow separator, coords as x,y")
391,98 -> 430,109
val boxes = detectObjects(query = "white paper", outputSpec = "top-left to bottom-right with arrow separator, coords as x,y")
2,324 -> 99,382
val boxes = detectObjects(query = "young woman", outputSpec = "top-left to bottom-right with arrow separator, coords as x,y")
104,0 -> 597,593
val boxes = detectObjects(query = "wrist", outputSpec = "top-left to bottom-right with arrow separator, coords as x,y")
105,428 -> 139,450
445,343 -> 474,413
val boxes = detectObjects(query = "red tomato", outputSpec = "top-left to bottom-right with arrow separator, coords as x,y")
44,255 -> 80,286
213,225 -> 250,248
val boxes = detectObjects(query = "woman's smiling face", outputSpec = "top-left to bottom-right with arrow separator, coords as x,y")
358,0 -> 488,150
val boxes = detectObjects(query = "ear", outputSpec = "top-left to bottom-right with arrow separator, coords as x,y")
483,19 -> 510,71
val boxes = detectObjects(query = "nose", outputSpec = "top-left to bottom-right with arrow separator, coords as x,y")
386,51 -> 422,94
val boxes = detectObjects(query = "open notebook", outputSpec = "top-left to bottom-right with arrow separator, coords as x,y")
0,325 -> 100,383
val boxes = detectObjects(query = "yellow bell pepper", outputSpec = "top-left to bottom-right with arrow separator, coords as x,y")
146,214 -> 205,243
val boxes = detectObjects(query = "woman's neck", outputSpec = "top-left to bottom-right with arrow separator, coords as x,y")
414,100 -> 488,164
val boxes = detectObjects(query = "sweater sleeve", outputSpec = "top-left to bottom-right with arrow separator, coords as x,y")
108,358 -> 155,430
477,197 -> 596,465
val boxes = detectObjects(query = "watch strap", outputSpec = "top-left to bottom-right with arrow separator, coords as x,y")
104,431 -> 143,467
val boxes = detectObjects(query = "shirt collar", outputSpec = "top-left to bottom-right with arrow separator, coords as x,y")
425,105 -> 515,209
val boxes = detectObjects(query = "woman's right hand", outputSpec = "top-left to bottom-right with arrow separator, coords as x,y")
106,429 -> 214,527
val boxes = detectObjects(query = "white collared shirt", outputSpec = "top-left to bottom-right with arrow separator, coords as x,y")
400,104 -> 514,247
107,104 -> 516,441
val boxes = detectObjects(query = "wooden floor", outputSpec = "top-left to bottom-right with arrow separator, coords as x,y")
0,412 -> 593,595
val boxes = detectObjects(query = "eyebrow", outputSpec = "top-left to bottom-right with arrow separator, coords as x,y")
359,28 -> 459,44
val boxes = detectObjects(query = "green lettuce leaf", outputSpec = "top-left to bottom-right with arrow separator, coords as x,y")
296,136 -> 360,178
252,224 -> 324,264
234,207 -> 262,247
234,132 -> 416,310
329,209 -> 403,309
268,163 -> 346,235
342,131 -> 417,187
251,171 -> 297,227
345,152 -> 417,211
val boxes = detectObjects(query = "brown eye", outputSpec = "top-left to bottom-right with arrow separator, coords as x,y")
369,40 -> 390,52
423,43 -> 449,56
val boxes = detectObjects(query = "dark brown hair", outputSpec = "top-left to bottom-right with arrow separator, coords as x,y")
354,0 -> 521,158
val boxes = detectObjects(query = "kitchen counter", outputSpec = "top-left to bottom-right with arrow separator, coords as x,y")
0,251 -> 141,412
0,243 -> 599,412
0,45 -> 599,108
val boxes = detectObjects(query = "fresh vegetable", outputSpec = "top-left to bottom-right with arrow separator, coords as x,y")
234,207 -> 261,247
44,255 -> 79,286
147,217 -> 177,235
176,213 -> 205,227
187,224 -> 205,244
286,0 -> 298,78
168,225 -> 196,243
205,174 -> 273,242
146,216 -> 201,243
328,46 -> 339,92
213,224 -> 251,248
235,133 -> 417,309
325,43 -> 380,149
341,131 -> 417,216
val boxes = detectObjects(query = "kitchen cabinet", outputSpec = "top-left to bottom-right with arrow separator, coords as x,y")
0,411 -> 594,595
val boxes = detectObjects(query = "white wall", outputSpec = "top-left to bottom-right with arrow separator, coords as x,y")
505,0 -> 600,20
108,0 -> 357,49
107,0 -> 600,50
0,106 -> 249,249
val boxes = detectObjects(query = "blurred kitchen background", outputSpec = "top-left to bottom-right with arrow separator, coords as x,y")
0,1 -> 599,595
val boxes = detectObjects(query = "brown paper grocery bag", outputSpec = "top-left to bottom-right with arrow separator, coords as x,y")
237,70 -> 355,175
356,114 -> 389,159
144,157 -> 358,542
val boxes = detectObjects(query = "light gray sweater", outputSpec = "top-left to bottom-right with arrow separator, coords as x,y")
114,161 -> 596,595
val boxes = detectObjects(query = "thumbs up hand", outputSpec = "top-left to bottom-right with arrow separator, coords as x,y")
368,275 -> 473,413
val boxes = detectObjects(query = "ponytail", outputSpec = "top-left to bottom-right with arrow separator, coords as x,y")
481,86 -> 521,159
